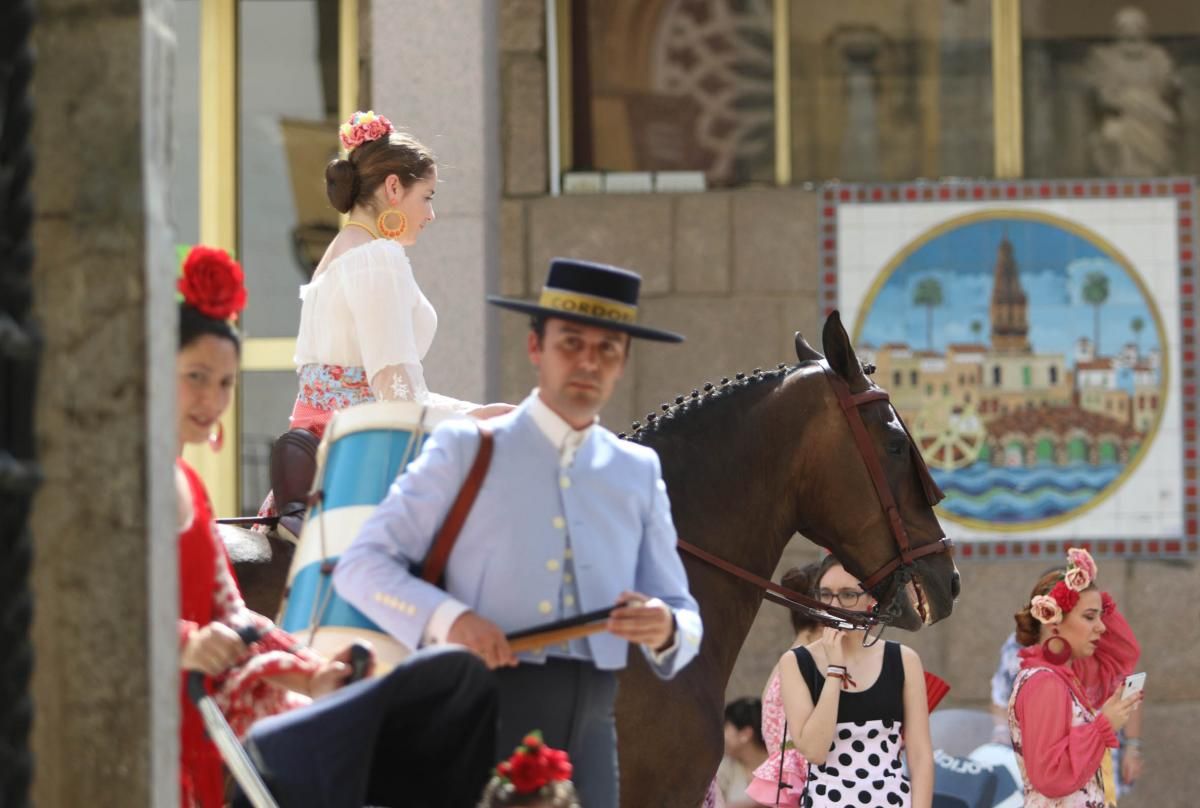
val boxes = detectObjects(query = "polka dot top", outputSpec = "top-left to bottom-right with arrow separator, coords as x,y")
793,641 -> 911,808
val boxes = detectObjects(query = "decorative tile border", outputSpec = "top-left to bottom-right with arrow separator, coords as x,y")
820,178 -> 1199,560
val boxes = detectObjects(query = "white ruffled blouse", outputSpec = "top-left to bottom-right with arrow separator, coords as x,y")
293,239 -> 472,412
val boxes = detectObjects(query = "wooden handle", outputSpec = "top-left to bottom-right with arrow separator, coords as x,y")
507,621 -> 608,653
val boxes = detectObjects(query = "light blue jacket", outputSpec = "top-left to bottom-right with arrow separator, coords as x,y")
333,399 -> 702,677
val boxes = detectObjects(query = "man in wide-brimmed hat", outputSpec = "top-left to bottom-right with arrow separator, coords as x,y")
335,258 -> 703,808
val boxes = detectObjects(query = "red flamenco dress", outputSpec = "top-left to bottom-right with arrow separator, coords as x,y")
177,459 -> 321,808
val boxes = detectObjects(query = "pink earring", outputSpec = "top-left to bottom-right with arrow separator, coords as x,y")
208,422 -> 224,453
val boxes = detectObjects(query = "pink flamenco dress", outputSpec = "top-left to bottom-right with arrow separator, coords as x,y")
745,669 -> 809,807
1007,592 -> 1140,808
178,459 -> 323,808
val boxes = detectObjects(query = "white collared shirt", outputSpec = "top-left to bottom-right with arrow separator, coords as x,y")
527,388 -> 597,468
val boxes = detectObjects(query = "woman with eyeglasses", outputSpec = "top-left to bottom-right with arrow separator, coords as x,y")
776,555 -> 933,808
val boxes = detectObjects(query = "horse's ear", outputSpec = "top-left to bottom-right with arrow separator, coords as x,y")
794,332 -> 823,362
822,311 -> 867,386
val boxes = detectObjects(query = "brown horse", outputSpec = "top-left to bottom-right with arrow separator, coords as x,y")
614,312 -> 958,808
224,312 -> 958,806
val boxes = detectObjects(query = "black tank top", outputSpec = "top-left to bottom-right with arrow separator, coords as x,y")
791,640 -> 905,724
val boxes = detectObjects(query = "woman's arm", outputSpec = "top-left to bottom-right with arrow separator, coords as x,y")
1075,592 -> 1140,706
900,646 -> 933,808
1016,671 -> 1119,797
779,649 -> 840,766
371,363 -> 504,416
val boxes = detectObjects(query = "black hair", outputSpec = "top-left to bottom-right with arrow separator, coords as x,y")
179,304 -> 241,352
724,697 -> 765,747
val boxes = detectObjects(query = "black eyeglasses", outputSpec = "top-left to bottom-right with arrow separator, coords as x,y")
818,588 -> 866,607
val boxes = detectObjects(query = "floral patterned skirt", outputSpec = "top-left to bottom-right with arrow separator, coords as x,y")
255,364 -> 375,528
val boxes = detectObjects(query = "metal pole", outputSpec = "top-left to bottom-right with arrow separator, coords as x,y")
991,0 -> 1024,178
545,0 -> 561,195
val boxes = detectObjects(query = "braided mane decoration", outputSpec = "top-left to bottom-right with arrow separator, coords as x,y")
0,0 -> 39,804
621,364 -> 797,442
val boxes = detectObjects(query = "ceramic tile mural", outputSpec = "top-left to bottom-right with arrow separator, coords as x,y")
820,179 -> 1198,558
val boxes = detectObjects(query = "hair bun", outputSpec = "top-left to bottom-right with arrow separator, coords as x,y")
325,157 -> 359,214
178,245 -> 247,320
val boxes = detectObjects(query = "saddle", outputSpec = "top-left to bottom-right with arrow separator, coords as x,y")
270,428 -> 320,543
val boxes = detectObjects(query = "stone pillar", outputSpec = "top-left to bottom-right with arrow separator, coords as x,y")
29,0 -> 178,804
372,0 -> 501,402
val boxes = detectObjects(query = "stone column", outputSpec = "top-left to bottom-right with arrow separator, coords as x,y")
29,0 -> 178,804
371,0 -> 501,402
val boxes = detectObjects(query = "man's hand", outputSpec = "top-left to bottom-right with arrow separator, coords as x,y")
447,611 -> 518,669
181,622 -> 246,676
607,592 -> 674,651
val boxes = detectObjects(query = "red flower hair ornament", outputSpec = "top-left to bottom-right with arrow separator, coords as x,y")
494,731 -> 573,795
178,245 -> 247,320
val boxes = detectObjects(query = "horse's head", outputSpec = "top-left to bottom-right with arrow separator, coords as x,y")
791,312 -> 959,630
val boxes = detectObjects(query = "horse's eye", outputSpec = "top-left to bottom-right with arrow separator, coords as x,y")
886,438 -> 908,457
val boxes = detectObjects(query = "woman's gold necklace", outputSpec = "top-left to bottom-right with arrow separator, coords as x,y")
343,220 -> 380,239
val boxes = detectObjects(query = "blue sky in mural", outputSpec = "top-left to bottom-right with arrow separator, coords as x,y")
857,218 -> 1161,362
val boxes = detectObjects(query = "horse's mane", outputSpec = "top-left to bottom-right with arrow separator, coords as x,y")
624,363 -> 805,445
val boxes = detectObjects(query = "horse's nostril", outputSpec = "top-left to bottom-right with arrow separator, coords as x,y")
950,570 -> 962,600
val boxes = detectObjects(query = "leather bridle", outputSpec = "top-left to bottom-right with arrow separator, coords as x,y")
677,361 -> 954,630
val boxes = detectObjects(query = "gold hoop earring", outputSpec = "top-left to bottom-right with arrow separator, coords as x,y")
377,209 -> 408,240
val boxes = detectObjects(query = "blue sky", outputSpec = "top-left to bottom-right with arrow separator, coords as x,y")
856,218 -> 1162,361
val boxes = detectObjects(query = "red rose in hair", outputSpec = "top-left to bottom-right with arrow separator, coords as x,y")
545,748 -> 573,782
496,730 -> 573,794
507,752 -> 544,793
179,245 -> 247,320
1049,580 -> 1079,615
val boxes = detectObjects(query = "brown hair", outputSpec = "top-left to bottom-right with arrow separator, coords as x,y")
815,553 -> 846,591
781,561 -> 824,634
325,131 -> 436,214
1013,568 -> 1097,646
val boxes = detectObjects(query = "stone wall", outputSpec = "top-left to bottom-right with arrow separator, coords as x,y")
30,0 -> 178,804
498,6 -> 1200,807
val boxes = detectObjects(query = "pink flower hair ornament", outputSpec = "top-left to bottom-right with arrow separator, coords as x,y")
339,110 -> 394,152
1029,547 -> 1098,624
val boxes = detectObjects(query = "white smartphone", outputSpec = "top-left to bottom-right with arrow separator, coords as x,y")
1122,672 -> 1147,700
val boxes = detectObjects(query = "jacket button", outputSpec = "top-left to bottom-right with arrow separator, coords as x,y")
552,516 -> 566,529
538,600 -> 553,614
559,476 -> 571,489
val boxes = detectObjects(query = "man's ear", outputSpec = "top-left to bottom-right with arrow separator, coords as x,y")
527,329 -> 541,366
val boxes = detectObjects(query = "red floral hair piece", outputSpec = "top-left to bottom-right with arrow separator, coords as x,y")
178,245 -> 247,320
494,731 -> 573,795
1048,580 -> 1080,615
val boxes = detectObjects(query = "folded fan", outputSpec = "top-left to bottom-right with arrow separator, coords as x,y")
925,671 -> 951,712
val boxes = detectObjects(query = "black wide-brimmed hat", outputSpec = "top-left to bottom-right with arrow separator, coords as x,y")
487,258 -> 684,343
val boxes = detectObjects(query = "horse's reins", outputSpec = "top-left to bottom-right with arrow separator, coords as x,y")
677,360 -> 953,630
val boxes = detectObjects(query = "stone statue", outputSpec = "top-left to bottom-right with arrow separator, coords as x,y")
1085,6 -> 1181,177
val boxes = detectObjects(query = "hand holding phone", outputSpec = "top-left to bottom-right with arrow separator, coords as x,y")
1122,672 -> 1146,700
